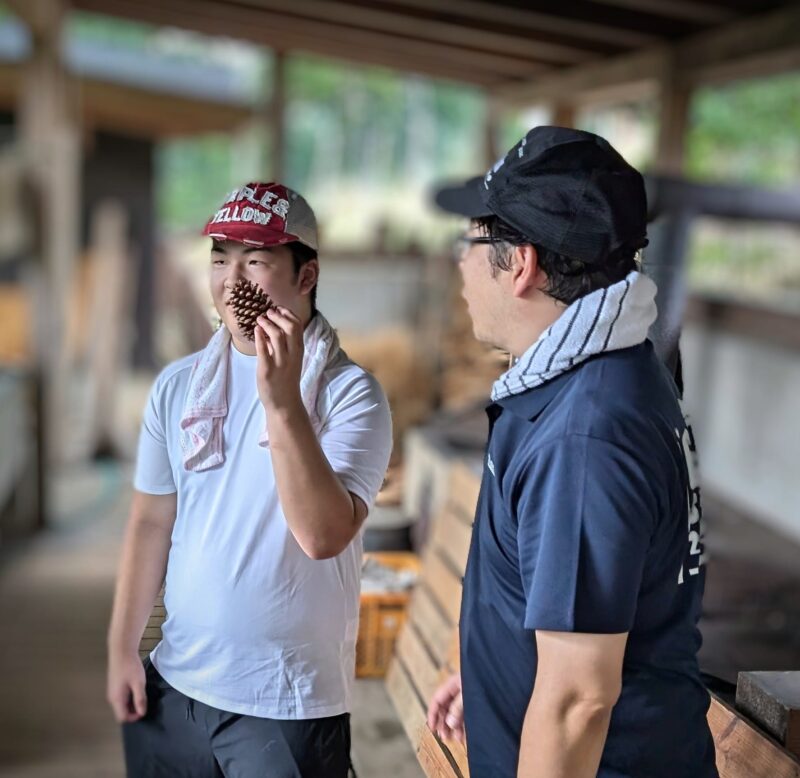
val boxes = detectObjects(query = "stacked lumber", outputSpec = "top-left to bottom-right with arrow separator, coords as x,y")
0,286 -> 31,365
386,462 -> 479,777
438,282 -> 508,411
340,327 -> 435,463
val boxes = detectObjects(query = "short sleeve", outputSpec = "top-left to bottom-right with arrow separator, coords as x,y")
133,378 -> 177,495
317,371 -> 393,510
514,434 -> 656,634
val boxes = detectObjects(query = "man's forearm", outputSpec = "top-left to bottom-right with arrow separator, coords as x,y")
517,690 -> 614,778
266,399 -> 358,559
108,516 -> 172,656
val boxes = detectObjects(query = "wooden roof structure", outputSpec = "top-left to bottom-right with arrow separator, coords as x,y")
73,0 -> 800,102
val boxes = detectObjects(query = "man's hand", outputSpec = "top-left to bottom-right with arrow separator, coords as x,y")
427,673 -> 465,743
254,307 -> 304,412
107,649 -> 148,723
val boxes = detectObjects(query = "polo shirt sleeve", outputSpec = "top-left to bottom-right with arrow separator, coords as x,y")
513,433 -> 657,634
317,371 -> 393,510
133,376 -> 177,496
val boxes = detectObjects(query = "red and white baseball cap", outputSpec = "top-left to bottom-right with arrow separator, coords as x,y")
202,182 -> 318,251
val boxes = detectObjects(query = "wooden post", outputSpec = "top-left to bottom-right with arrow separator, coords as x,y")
645,50 -> 694,376
483,94 -> 502,168
551,102 -> 576,128
655,51 -> 691,176
15,0 -> 82,468
85,201 -> 131,460
269,50 -> 286,183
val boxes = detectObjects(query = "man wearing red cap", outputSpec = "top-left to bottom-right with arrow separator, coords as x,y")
107,183 -> 393,777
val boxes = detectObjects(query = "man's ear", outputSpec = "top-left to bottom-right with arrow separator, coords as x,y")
510,245 -> 543,298
298,259 -> 319,295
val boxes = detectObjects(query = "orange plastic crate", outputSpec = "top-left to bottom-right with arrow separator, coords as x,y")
356,551 -> 421,678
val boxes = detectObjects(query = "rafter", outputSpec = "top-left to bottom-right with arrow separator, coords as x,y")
499,2 -> 800,104
239,0 -> 606,64
365,0 -> 659,48
584,0 -> 735,25
74,0 -> 554,82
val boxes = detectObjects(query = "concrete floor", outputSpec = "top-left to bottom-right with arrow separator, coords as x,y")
0,462 -> 421,778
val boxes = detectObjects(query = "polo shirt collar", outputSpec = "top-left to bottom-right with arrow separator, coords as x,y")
488,369 -> 575,421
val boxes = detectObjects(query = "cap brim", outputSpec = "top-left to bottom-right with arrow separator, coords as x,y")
432,176 -> 493,218
203,224 -> 300,248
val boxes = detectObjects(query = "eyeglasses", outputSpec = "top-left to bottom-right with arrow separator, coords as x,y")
452,234 -> 502,263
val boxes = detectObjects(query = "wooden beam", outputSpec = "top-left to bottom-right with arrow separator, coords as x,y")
366,0 -> 659,48
585,0 -> 736,25
708,694 -> 800,778
678,3 -> 800,79
74,0 -> 554,82
240,0 -> 610,64
71,2 -> 505,86
498,46 -> 668,104
0,62 -> 254,137
499,3 -> 800,105
646,175 -> 800,224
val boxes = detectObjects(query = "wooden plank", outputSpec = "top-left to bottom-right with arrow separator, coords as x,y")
447,463 -> 481,527
445,631 -> 461,675
586,0 -> 735,25
418,726 -> 466,778
367,0 -> 658,48
430,508 -> 473,577
708,694 -> 800,778
75,0 -> 551,83
409,586 -> 452,666
245,0 -> 602,64
397,625 -> 441,705
500,3 -> 800,104
386,659 -> 426,749
446,736 -> 470,778
421,552 -> 463,625
499,46 -> 667,104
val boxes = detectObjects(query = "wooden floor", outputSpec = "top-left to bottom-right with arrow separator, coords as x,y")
0,462 -> 421,778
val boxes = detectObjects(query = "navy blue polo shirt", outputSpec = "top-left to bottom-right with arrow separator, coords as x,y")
460,341 -> 717,777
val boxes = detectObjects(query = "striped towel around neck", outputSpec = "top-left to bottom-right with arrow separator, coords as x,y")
491,270 -> 658,402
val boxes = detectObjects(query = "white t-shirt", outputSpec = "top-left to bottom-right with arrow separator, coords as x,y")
133,343 -> 393,719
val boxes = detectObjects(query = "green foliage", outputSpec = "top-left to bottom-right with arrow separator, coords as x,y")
156,136 -> 236,233
687,72 -> 800,186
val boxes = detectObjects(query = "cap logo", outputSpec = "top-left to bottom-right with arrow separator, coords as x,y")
484,155 -> 507,189
208,187 -> 291,226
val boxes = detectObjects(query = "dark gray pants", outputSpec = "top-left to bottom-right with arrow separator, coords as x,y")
123,658 -> 353,778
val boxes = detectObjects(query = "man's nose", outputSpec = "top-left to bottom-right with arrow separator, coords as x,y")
223,263 -> 246,288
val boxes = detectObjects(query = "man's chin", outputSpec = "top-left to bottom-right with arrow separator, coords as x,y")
471,324 -> 497,349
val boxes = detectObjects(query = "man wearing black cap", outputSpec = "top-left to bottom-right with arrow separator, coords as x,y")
427,127 -> 716,777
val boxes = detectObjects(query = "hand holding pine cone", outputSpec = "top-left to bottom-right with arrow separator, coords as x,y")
226,278 -> 274,341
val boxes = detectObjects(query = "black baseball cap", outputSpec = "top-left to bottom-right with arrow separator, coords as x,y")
434,126 -> 648,265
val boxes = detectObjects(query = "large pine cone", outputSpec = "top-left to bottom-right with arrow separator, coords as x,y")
226,278 -> 274,341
